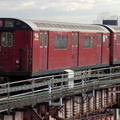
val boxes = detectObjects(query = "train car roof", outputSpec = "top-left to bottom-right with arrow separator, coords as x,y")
26,19 -> 109,33
103,25 -> 120,33
0,18 -> 109,33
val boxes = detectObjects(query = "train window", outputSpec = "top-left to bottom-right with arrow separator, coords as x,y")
72,35 -> 78,46
97,34 -> 102,46
44,34 -> 48,46
59,35 -> 63,39
54,35 -> 59,39
54,35 -> 68,49
83,36 -> 94,48
105,35 -> 110,48
1,32 -> 13,47
40,33 -> 48,47
116,34 -> 120,44
40,34 -> 43,46
61,40 -> 67,49
54,40 -> 60,49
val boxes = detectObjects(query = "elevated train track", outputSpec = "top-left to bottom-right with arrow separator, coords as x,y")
0,66 -> 120,112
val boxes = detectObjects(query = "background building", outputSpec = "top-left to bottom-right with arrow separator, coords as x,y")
93,12 -> 120,25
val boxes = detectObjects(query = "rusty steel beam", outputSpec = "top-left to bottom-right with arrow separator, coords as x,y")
78,112 -> 113,120
53,116 -> 65,120
72,97 -> 75,118
23,108 -> 43,120
0,88 -> 119,120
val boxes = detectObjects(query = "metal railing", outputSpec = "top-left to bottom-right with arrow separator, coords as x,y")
0,66 -> 120,111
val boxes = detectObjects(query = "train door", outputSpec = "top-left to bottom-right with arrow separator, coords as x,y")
72,33 -> 78,66
0,32 -> 14,71
14,30 -> 32,72
97,34 -> 102,64
116,34 -> 120,61
40,32 -> 48,70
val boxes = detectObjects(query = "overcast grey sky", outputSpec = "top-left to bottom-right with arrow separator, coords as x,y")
0,0 -> 120,24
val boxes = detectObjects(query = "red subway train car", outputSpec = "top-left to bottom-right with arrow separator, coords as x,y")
0,18 -> 110,79
103,25 -> 120,65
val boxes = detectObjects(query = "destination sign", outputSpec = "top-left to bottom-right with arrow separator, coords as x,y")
5,20 -> 14,27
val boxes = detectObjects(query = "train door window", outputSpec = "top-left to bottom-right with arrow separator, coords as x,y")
97,34 -> 102,46
40,33 -> 48,47
83,36 -> 94,48
116,34 -> 120,45
105,35 -> 110,48
44,33 -> 48,47
72,34 -> 78,46
40,33 -> 43,46
54,35 -> 68,49
1,32 -> 13,47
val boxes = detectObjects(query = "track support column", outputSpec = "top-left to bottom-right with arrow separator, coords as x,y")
114,108 -> 119,120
